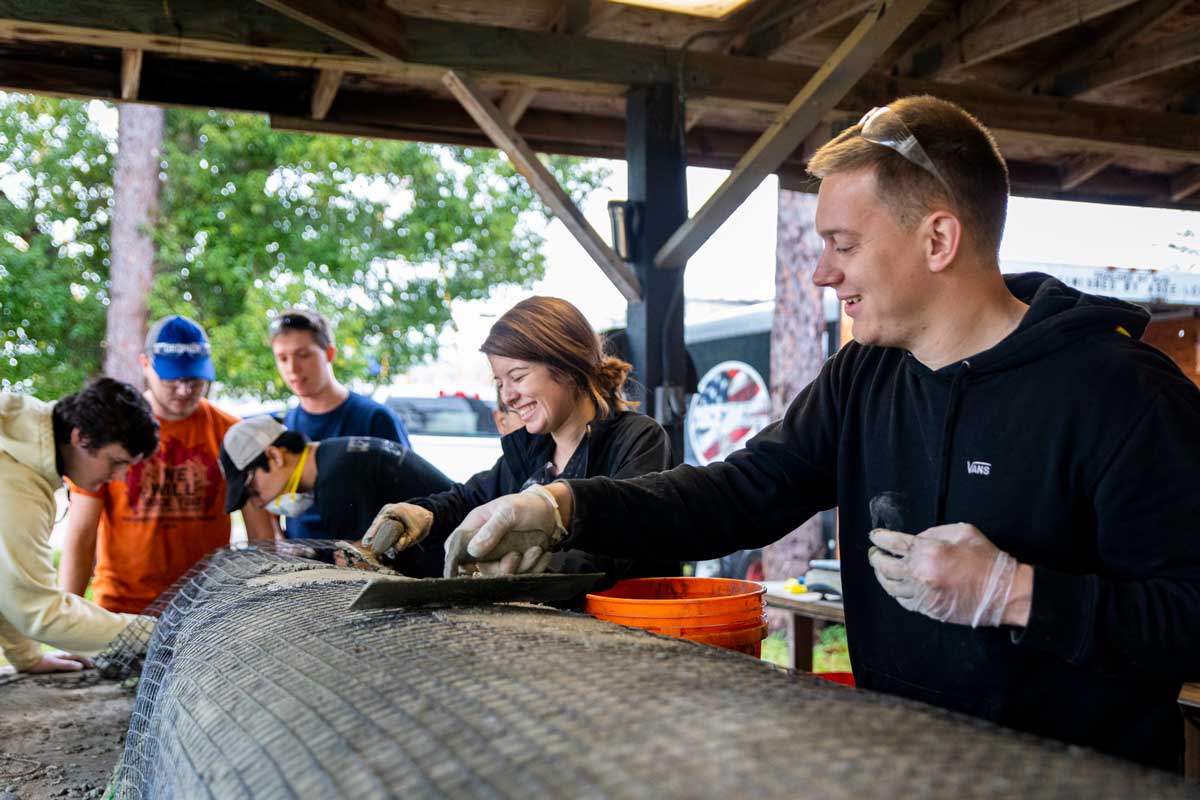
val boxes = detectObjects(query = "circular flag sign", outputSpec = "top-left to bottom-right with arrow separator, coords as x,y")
687,360 -> 773,465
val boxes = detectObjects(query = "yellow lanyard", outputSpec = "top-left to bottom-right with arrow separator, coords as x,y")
281,444 -> 310,500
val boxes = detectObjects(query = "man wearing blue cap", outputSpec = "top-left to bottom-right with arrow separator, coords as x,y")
59,316 -> 274,613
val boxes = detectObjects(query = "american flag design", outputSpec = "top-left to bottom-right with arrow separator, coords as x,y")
687,360 -> 773,465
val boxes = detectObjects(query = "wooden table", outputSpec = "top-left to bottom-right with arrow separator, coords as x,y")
762,580 -> 845,671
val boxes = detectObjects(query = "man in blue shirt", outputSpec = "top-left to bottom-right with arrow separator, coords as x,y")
270,307 -> 410,539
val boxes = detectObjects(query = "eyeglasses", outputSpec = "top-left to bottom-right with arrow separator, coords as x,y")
858,106 -> 950,191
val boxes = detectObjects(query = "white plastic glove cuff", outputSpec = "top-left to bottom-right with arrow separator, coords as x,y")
971,549 -> 1018,628
521,483 -> 568,545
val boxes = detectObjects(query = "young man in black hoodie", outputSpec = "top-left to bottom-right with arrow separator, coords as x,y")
439,95 -> 1200,771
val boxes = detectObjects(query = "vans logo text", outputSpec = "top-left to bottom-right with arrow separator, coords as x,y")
967,460 -> 991,476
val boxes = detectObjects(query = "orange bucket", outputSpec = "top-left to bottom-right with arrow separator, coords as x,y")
585,577 -> 768,657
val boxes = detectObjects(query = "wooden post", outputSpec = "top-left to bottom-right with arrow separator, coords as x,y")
311,68 -> 343,120
120,48 -> 142,101
625,83 -> 688,462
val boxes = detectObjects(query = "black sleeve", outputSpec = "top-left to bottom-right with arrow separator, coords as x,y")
1015,380 -> 1200,679
565,356 -> 843,563
363,447 -> 455,513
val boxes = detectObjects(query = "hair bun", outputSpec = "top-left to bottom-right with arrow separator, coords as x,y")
595,355 -> 632,399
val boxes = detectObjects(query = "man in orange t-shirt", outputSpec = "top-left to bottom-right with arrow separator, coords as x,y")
59,316 -> 274,613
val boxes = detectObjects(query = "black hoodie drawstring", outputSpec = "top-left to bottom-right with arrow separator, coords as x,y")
934,360 -> 971,524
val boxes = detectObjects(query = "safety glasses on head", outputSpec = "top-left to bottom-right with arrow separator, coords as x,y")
858,106 -> 951,191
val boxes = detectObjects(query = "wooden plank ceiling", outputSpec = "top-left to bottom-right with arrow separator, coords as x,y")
0,0 -> 1198,209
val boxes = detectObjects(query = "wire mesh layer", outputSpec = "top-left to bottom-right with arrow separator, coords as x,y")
110,547 -> 1190,799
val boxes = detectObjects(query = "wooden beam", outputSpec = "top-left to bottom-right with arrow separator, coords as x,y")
291,113 -> 1200,212
1078,26 -> 1200,97
120,47 -> 142,100
567,0 -> 628,35
1060,154 -> 1115,190
1,7 -> 1200,163
1170,166 -> 1200,202
280,95 -> 810,170
892,0 -> 1011,78
927,0 -> 1138,78
656,0 -> 932,270
497,88 -> 537,126
253,0 -> 408,63
441,70 -> 641,303
735,0 -> 874,57
310,68 -> 342,120
1019,0 -> 1189,94
495,0 -> 626,128
723,0 -> 791,53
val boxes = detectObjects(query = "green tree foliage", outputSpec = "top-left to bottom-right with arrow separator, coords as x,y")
0,94 -> 606,398
0,96 -> 113,395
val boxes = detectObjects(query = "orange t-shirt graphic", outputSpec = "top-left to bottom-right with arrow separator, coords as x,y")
68,399 -> 239,613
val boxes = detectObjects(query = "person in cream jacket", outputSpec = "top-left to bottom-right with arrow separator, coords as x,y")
0,378 -> 158,672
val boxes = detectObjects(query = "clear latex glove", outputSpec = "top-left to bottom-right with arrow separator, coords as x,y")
868,523 -> 1018,628
443,485 -> 567,578
362,503 -> 435,558
24,650 -> 94,674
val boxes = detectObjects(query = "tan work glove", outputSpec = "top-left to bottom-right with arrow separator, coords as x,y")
444,485 -> 567,578
361,503 -> 435,560
868,523 -> 1018,628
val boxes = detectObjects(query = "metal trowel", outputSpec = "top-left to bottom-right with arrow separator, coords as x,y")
349,572 -> 606,611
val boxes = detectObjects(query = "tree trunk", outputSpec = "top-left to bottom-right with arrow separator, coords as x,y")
763,188 -> 826,586
105,102 -> 164,389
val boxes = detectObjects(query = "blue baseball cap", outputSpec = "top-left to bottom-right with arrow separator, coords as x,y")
144,315 -> 216,381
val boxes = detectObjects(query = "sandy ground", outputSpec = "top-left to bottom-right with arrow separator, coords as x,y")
0,668 -> 132,800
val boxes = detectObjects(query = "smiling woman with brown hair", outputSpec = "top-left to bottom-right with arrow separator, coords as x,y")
362,295 -> 677,584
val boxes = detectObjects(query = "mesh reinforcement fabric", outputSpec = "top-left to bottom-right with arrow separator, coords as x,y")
110,546 -> 1190,799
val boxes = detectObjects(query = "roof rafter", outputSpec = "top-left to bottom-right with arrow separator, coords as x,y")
1019,0 -> 1189,94
656,0 -> 934,269
254,0 -> 409,62
443,70 -> 641,302
1077,25 -> 1200,97
734,0 -> 875,58
1060,154 -> 1116,191
496,0 -> 625,128
1169,165 -> 1200,202
891,0 -> 1012,78
1,5 -> 1199,163
914,0 -> 1138,79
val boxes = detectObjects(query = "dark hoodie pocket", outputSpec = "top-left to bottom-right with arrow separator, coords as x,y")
856,662 -> 1005,722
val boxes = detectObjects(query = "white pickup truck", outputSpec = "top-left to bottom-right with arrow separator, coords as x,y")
385,395 -> 503,483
